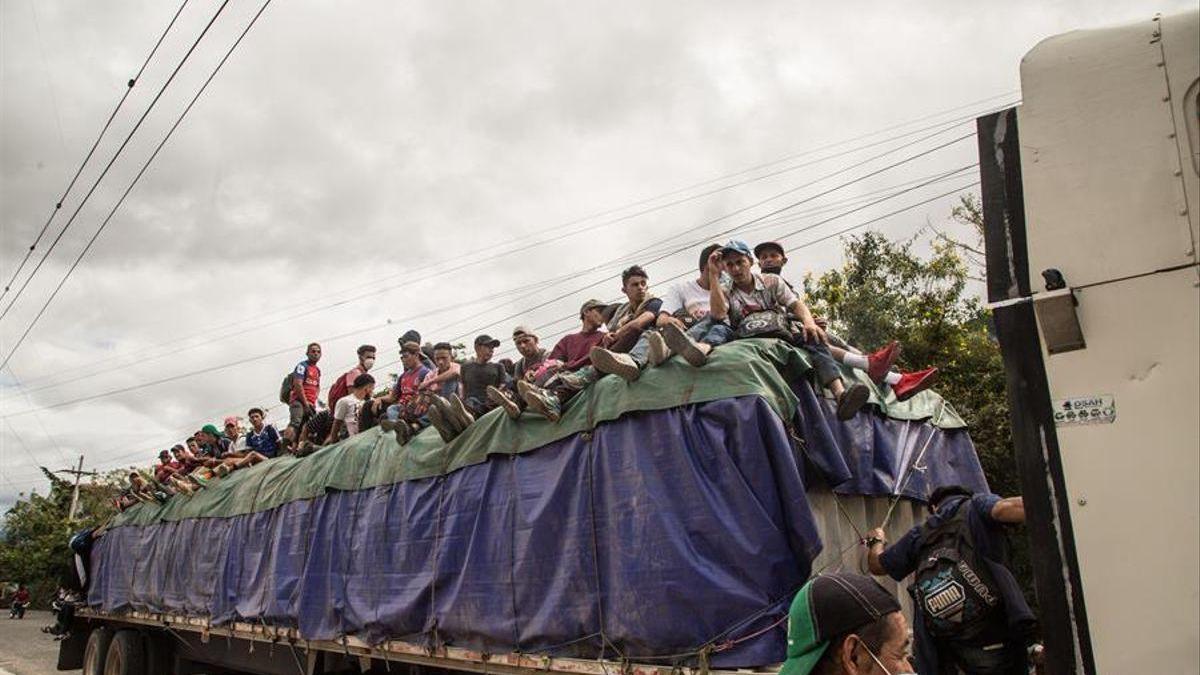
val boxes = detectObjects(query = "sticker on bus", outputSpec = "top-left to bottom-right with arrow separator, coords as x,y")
1052,395 -> 1116,426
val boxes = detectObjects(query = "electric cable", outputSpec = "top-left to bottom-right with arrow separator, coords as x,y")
0,0 -> 193,302
0,0 -> 234,323
0,0 -> 274,370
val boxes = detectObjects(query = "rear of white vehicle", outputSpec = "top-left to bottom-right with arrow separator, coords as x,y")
979,9 -> 1199,674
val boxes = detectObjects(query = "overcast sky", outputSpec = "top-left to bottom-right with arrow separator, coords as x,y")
0,0 -> 1190,506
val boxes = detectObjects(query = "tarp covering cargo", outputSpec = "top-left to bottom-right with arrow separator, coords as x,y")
88,339 -> 986,666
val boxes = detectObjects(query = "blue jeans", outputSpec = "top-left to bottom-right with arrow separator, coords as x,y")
628,331 -> 654,367
688,317 -> 735,347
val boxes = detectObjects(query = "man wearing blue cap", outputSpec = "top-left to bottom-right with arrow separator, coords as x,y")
669,239 -> 872,420
782,572 -> 915,675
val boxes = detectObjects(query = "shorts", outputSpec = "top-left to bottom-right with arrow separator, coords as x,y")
288,400 -> 311,430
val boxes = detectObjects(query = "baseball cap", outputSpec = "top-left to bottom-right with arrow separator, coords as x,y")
579,298 -> 607,317
223,416 -> 240,428
780,573 -> 901,675
721,239 -> 754,259
200,424 -> 221,437
753,241 -> 785,258
511,325 -> 538,341
474,334 -> 501,348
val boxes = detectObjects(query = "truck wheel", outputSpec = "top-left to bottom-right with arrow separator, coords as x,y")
103,629 -> 146,675
82,626 -> 114,675
143,630 -> 174,675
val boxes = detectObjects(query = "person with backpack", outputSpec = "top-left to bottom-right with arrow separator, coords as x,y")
328,345 -> 376,414
281,342 -> 322,448
866,485 -> 1040,675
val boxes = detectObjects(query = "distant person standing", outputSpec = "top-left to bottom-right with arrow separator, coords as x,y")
866,486 -> 1039,675
285,343 -> 322,448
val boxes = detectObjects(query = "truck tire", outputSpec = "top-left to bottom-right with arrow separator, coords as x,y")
82,626 -> 114,675
143,630 -> 174,675
103,629 -> 146,675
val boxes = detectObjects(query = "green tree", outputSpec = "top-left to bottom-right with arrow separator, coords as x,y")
803,195 -> 1031,593
0,467 -> 125,606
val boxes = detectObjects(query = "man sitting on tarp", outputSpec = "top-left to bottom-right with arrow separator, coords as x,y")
670,239 -> 871,420
514,299 -> 609,422
378,341 -> 433,445
326,373 -> 375,444
197,423 -> 268,476
588,264 -> 675,382
865,485 -> 1040,675
753,240 -> 938,402
424,334 -> 510,442
486,326 -> 562,420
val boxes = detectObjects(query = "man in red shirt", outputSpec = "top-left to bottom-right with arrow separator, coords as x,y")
284,343 -> 322,449
518,299 -> 609,422
153,450 -> 183,484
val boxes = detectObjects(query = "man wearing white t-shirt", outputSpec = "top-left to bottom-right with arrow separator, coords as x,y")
326,373 -> 375,444
657,243 -> 736,365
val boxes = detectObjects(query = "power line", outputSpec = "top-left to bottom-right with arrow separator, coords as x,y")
4,97 -> 1017,389
0,0 -> 233,324
0,0 -> 275,370
0,0 -> 193,302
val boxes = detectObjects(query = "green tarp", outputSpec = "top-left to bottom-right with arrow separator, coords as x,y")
113,338 -> 964,527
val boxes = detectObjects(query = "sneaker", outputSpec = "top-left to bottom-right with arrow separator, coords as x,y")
836,383 -> 870,421
487,385 -> 522,420
426,405 -> 458,443
379,418 -> 398,432
520,384 -> 561,423
447,394 -> 476,431
662,323 -> 707,367
645,331 -> 670,367
590,347 -> 641,382
866,341 -> 901,385
892,367 -> 939,401
516,379 -> 536,400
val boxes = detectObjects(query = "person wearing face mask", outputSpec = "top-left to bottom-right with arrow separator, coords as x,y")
328,344 -> 377,414
752,241 -> 940,402
781,572 -> 916,675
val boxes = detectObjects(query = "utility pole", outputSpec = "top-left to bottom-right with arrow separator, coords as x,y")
55,455 -> 98,522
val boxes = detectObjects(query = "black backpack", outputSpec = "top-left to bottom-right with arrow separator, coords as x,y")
910,501 -> 1004,641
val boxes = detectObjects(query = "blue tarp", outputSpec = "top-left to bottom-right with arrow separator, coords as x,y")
89,392 -> 986,666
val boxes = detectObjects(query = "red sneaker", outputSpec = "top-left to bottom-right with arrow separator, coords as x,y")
867,341 -> 901,384
893,367 -> 939,401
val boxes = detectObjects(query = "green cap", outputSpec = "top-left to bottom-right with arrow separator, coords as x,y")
200,424 -> 221,437
780,573 -> 901,675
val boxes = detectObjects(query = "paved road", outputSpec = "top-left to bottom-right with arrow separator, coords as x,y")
0,611 -> 75,675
